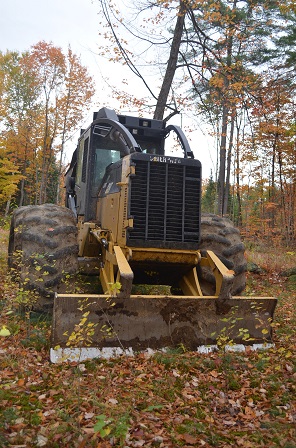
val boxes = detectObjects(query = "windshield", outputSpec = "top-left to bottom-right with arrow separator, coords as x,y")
94,148 -> 121,187
90,132 -> 122,198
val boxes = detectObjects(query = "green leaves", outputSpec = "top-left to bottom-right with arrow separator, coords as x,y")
143,404 -> 163,412
93,414 -> 112,437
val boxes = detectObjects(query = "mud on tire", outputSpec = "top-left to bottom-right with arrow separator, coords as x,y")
8,204 -> 78,311
198,213 -> 247,296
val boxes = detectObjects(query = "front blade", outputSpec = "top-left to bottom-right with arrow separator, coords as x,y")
51,294 -> 276,362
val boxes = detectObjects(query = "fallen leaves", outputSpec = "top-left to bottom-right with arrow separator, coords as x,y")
1,324 -> 295,448
0,325 -> 11,336
1,246 -> 296,447
210,369 -> 220,378
178,433 -> 200,444
36,434 -> 48,447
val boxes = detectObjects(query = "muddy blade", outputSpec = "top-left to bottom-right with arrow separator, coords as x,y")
51,294 -> 276,356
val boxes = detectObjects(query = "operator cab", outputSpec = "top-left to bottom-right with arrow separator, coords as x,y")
65,107 -> 194,221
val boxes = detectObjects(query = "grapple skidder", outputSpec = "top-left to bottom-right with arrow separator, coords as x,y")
8,108 -> 277,362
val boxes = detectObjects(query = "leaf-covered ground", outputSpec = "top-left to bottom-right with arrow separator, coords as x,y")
0,226 -> 295,447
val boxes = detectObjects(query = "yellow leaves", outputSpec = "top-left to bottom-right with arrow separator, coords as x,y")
67,333 -> 77,343
63,301 -> 98,347
1,43 -> 95,205
0,146 -> 24,204
0,325 -> 11,336
156,0 -> 170,7
284,350 -> 293,359
108,281 -> 122,297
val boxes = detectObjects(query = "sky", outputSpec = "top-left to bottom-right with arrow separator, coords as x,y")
0,0 -> 215,176
0,0 -> 153,115
0,0 -> 110,107
0,0 -> 99,62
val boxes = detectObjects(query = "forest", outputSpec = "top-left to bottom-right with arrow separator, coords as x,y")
94,0 -> 296,246
1,1 -> 296,245
0,0 -> 296,447
0,42 -> 94,211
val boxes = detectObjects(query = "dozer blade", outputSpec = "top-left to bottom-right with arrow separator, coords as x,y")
51,294 -> 277,363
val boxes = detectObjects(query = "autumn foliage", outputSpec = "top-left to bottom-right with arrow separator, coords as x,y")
97,0 -> 296,245
0,42 -> 95,209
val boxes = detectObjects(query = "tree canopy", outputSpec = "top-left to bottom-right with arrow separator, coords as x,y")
0,42 -> 95,209
95,0 -> 296,243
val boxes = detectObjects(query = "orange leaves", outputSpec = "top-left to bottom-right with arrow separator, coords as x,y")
231,81 -> 244,94
0,42 -> 95,205
240,405 -> 258,420
209,369 -> 220,378
209,74 -> 225,89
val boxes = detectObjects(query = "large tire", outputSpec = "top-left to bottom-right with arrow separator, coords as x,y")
8,204 -> 78,311
198,213 -> 247,296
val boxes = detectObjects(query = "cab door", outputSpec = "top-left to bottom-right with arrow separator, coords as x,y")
75,128 -> 91,218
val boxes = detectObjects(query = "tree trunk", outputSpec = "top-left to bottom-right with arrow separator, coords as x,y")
153,0 -> 186,121
56,82 -> 71,204
19,178 -> 25,207
5,198 -> 11,217
217,104 -> 228,215
39,104 -> 50,205
235,134 -> 242,226
223,113 -> 235,216
217,5 -> 235,216
56,140 -> 65,204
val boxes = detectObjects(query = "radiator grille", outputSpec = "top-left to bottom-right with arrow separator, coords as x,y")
128,159 -> 201,248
